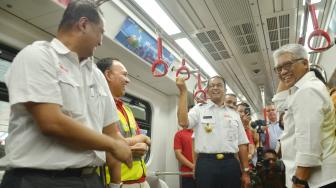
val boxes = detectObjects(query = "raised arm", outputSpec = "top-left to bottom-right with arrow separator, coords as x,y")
176,77 -> 189,128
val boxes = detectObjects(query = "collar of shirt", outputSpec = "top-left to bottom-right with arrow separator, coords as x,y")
50,38 -> 93,71
289,71 -> 315,94
206,99 -> 225,108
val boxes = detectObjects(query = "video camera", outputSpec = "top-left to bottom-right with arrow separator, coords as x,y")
250,119 -> 266,163
250,119 -> 266,133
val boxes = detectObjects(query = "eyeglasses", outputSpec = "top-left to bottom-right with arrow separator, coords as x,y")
274,58 -> 305,74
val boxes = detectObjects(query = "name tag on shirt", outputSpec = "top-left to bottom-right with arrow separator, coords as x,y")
203,115 -> 212,119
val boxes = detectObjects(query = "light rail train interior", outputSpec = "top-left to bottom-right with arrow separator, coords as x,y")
0,0 -> 336,187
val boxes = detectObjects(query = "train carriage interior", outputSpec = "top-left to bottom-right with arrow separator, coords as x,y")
0,0 -> 336,187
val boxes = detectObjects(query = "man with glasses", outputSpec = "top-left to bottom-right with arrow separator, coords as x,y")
272,44 -> 336,188
176,76 -> 250,188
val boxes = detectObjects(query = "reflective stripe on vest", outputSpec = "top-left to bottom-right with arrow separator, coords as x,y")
105,104 -> 146,183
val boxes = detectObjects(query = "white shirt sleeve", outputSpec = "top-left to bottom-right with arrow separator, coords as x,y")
95,69 -> 119,127
237,115 -> 249,145
5,44 -> 62,105
292,86 -> 323,167
272,90 -> 289,113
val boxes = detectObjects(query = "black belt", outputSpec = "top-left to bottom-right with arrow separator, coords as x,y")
9,167 -> 97,177
198,153 -> 235,160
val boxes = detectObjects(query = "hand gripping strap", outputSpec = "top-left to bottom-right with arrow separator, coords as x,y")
176,59 -> 190,80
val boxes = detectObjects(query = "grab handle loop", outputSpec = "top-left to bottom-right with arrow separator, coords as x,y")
152,37 -> 168,77
176,59 -> 190,80
193,72 -> 207,103
307,3 -> 332,52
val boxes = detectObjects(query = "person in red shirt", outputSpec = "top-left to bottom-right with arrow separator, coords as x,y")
174,129 -> 196,188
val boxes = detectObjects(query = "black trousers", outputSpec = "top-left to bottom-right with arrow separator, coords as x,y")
195,156 -> 241,188
181,176 -> 196,188
0,168 -> 104,188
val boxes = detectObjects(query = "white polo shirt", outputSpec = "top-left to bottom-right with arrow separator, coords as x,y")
0,38 -> 119,169
188,100 -> 249,153
273,72 -> 336,188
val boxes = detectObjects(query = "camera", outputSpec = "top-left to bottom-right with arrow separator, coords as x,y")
250,119 -> 266,130
250,119 -> 266,163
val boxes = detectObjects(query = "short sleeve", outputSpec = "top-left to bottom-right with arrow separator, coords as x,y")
95,69 -> 119,127
174,131 -> 182,150
237,116 -> 249,145
5,44 -> 62,106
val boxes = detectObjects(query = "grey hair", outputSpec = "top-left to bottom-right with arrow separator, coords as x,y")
273,44 -> 308,65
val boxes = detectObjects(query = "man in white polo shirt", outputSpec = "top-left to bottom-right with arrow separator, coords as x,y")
272,44 -> 336,188
0,1 -> 132,188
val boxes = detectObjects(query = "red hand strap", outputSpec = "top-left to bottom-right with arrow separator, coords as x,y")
152,37 -> 168,77
307,4 -> 331,52
193,72 -> 206,103
176,59 -> 190,80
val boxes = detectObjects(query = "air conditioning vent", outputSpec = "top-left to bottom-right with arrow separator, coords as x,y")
196,32 -> 210,44
204,43 -> 217,53
242,23 -> 253,34
266,14 -> 290,51
196,30 -> 231,61
214,41 -> 226,51
267,17 -> 277,30
220,51 -> 230,59
207,30 -> 220,42
271,42 -> 279,51
230,22 -> 259,54
279,14 -> 289,28
210,53 -> 222,61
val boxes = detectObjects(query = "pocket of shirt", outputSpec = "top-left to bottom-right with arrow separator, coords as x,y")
226,119 -> 239,141
58,75 -> 82,116
87,84 -> 108,121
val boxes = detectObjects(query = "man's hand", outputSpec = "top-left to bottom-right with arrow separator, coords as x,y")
130,142 -> 148,157
241,172 -> 251,188
176,77 -> 187,93
110,138 -> 133,168
138,134 -> 151,146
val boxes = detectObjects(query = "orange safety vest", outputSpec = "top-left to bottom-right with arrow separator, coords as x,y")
105,105 -> 146,183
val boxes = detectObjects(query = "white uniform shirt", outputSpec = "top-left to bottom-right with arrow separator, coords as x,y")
188,100 -> 249,153
267,121 -> 283,150
273,72 -> 336,188
0,38 -> 119,169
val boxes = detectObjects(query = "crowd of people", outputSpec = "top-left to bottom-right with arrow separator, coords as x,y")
0,1 -> 336,188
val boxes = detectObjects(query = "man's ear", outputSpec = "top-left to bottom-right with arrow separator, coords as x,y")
104,70 -> 113,81
77,17 -> 89,33
303,59 -> 309,71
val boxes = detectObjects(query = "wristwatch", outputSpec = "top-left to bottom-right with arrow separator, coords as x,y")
292,175 -> 308,187
242,167 -> 250,172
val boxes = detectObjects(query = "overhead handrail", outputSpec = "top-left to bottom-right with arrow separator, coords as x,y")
298,0 -> 309,45
193,71 -> 207,103
151,36 -> 168,77
307,2 -> 332,52
175,58 -> 190,80
149,171 -> 194,176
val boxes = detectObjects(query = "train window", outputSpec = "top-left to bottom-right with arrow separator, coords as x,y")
121,93 -> 152,161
